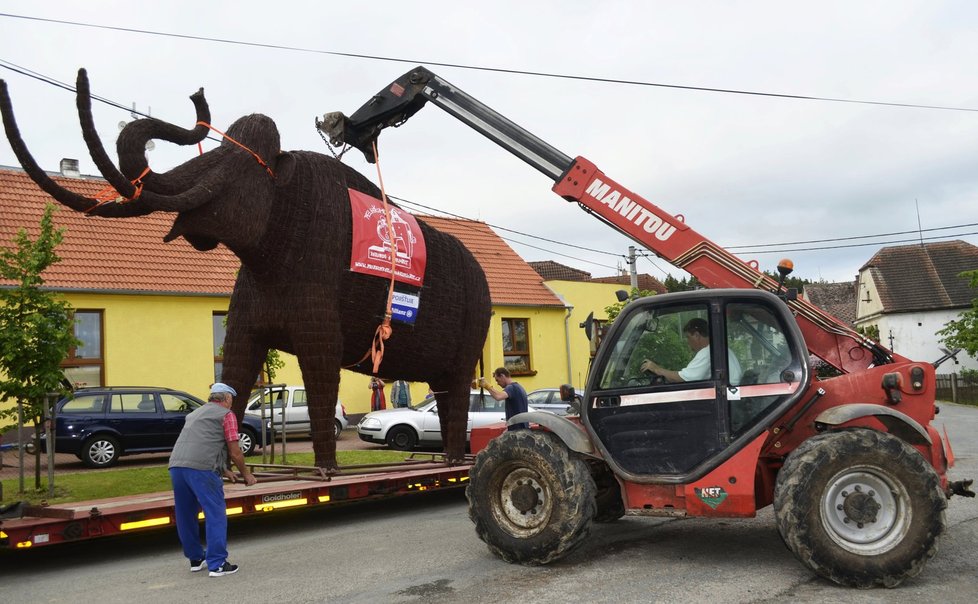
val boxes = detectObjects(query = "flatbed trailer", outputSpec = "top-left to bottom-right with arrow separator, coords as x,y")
0,455 -> 471,550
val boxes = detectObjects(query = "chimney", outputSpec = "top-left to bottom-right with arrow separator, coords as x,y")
59,158 -> 81,178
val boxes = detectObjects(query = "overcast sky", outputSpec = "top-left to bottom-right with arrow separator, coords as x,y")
2,1 -> 977,284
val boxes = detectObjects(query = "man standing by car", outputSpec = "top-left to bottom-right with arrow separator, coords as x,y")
169,383 -> 256,577
479,367 -> 529,431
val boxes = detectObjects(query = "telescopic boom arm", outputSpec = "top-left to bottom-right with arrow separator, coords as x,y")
319,66 -> 898,373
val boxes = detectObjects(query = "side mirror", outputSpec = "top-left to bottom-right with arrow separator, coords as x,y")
579,311 -> 595,340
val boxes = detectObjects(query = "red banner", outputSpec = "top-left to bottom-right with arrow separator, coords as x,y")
349,189 -> 427,286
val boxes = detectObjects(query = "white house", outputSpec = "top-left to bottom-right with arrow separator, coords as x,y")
854,240 -> 978,371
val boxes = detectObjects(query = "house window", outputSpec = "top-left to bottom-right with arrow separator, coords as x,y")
501,318 -> 533,375
62,310 -> 104,388
213,312 -> 227,383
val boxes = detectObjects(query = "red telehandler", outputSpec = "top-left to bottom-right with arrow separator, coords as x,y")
323,66 -> 974,588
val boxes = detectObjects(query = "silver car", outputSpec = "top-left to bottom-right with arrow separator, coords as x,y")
244,385 -> 349,439
357,389 -> 537,451
526,388 -> 583,416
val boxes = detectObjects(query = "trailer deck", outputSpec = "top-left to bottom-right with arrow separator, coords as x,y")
0,455 -> 471,549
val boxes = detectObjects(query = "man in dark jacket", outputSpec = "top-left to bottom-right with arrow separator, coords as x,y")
479,367 -> 529,431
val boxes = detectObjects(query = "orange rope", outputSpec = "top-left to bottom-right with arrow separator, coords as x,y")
369,140 -> 398,374
86,166 -> 151,213
196,121 -> 275,179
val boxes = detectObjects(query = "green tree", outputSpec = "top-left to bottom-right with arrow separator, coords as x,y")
263,349 -> 285,383
0,205 -> 78,489
604,288 -> 658,322
939,269 -> 978,358
662,274 -> 701,293
856,324 -> 881,343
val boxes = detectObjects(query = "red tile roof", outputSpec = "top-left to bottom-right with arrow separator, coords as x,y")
803,281 -> 857,325
528,260 -> 592,282
0,168 -> 238,295
860,240 -> 978,312
590,273 -> 668,295
0,167 -> 564,306
417,215 -> 564,307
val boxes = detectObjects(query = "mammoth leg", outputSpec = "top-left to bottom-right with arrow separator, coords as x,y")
220,324 -> 267,424
294,329 -> 343,472
429,374 -> 474,465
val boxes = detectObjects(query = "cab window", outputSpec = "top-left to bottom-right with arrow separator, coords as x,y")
597,304 -> 710,389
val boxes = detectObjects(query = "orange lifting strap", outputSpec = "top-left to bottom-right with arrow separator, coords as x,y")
87,166 -> 152,213
347,141 -> 398,374
196,121 -> 276,179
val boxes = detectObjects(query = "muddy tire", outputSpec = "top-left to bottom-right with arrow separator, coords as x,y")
467,430 -> 595,565
774,429 -> 946,588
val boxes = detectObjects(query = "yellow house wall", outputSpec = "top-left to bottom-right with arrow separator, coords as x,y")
66,292 -> 229,400
541,281 -> 626,388
3,285 -> 624,426
482,305 -> 571,393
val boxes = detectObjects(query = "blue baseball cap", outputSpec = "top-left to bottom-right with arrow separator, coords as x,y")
210,383 -> 237,397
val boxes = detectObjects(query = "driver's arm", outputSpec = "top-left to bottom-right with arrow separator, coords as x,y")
640,359 -> 684,383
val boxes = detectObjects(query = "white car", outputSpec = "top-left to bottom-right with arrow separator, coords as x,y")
357,389 -> 543,451
244,385 -> 349,439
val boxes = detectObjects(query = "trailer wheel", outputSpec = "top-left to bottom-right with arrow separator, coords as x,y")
774,429 -> 946,588
467,429 -> 595,565
386,425 -> 418,451
81,434 -> 120,468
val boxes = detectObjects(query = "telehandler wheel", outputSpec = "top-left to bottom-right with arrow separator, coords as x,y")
774,429 -> 947,588
466,429 -> 595,565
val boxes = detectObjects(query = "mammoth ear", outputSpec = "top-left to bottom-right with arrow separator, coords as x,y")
273,151 -> 296,187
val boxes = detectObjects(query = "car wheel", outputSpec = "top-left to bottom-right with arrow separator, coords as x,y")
467,429 -> 595,565
386,425 -> 418,451
334,419 -> 343,440
774,429 -> 947,588
81,435 -> 121,468
237,427 -> 257,456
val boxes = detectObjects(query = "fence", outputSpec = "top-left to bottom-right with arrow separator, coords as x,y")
936,373 -> 978,405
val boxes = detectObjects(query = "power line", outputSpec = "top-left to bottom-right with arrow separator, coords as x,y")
2,12 -> 977,113
3,56 -> 976,270
735,231 -> 978,255
726,222 -> 978,249
390,195 -> 622,271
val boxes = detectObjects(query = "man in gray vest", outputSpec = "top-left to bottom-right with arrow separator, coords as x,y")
169,383 -> 256,577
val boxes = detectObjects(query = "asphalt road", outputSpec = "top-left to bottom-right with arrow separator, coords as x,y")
2,405 -> 977,603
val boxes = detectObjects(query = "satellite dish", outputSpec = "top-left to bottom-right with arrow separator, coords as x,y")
116,120 -> 155,151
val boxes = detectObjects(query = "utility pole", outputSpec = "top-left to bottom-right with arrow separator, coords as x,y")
628,246 -> 638,291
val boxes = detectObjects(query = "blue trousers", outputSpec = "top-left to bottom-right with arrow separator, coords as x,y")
169,467 -> 228,571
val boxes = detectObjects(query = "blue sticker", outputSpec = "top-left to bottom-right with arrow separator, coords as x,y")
391,291 -> 420,325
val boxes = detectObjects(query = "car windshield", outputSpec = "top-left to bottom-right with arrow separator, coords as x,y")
247,388 -> 288,410
410,396 -> 436,410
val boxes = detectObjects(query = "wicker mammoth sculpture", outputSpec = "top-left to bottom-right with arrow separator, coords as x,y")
0,69 -> 491,469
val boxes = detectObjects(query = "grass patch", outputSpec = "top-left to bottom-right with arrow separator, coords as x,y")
1,449 -> 410,506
